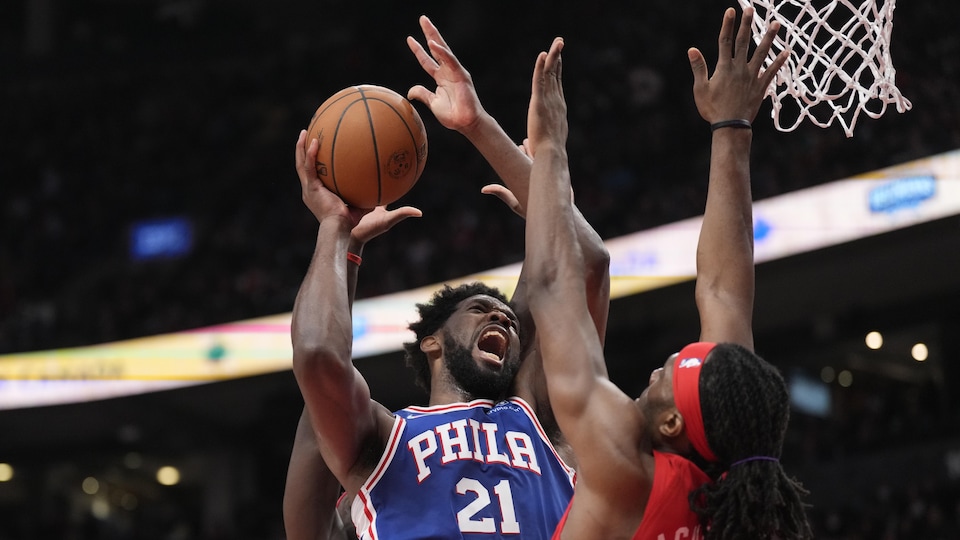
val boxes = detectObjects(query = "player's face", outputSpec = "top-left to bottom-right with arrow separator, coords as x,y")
441,295 -> 521,399
636,353 -> 679,416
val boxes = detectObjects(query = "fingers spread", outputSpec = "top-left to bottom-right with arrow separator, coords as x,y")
407,85 -> 433,106
760,49 -> 790,88
716,7 -> 736,66
734,6 -> 754,60
419,15 -> 451,52
427,39 -> 460,71
750,20 -> 781,72
481,184 -> 524,217
688,47 -> 707,86
385,206 -> 423,225
407,36 -> 438,73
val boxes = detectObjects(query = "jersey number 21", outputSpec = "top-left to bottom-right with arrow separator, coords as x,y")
456,477 -> 520,534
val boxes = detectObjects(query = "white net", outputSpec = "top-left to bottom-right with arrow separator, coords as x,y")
739,0 -> 912,137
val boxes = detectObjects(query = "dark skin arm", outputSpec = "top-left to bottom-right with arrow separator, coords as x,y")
284,201 -> 419,540
525,36 -> 647,535
291,129 -> 420,496
526,8 -> 788,538
284,408 -> 348,540
690,8 -> 786,349
407,17 -> 609,452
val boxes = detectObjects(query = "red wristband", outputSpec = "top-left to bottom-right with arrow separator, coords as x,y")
346,252 -> 362,266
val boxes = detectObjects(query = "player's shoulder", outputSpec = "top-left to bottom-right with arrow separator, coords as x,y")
653,451 -> 709,483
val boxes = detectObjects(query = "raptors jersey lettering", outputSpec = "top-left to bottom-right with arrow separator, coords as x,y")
352,398 -> 575,539
552,451 -> 708,540
633,451 -> 708,540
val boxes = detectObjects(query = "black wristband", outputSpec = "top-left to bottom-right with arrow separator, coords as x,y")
710,119 -> 752,132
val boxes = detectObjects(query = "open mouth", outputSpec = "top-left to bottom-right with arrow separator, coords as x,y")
477,327 -> 508,365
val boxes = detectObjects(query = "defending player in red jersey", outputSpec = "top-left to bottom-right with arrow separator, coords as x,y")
524,7 -> 813,540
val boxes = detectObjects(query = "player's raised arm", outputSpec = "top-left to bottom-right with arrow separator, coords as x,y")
290,130 -> 398,492
524,39 -> 602,385
524,40 -> 649,515
407,15 -> 530,207
406,16 -> 610,345
689,7 -> 788,349
407,21 -> 608,444
284,198 -> 420,540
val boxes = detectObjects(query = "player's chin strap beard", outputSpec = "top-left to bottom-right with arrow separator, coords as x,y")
443,335 -> 515,401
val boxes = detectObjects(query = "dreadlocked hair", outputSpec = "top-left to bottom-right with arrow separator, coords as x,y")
401,282 -> 510,392
689,343 -> 814,540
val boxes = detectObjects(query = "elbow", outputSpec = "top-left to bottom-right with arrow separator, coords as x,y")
596,245 -> 611,271
292,342 -> 350,388
583,233 -> 610,269
575,211 -> 610,269
694,268 -> 755,308
694,278 -> 725,316
584,246 -> 610,286
292,318 -> 352,374
546,369 -> 603,430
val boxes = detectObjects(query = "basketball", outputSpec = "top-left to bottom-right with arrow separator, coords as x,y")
305,85 -> 428,209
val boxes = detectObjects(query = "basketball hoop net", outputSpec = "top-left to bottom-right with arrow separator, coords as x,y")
739,0 -> 912,137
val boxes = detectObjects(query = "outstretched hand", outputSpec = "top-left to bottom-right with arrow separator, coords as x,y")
481,134 -> 575,218
406,15 -> 484,133
688,7 -> 788,125
352,205 -> 422,245
527,37 -> 568,157
481,184 -> 525,218
479,138 -> 534,218
295,130 -> 370,227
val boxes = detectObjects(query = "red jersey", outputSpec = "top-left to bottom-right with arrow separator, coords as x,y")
552,450 -> 710,540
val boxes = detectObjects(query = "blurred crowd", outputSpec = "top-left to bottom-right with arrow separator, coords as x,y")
2,0 -> 960,538
4,0 -> 958,355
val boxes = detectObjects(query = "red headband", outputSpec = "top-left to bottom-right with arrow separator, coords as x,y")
672,342 -> 718,463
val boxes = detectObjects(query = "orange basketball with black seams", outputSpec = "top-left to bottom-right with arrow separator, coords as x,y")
306,85 -> 428,209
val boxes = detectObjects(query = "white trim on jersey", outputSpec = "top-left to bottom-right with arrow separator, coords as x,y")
403,398 -> 496,415
506,397 -> 577,483
354,415 -> 405,540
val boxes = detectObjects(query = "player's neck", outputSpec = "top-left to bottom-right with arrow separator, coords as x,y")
427,383 -> 501,406
428,384 -> 472,406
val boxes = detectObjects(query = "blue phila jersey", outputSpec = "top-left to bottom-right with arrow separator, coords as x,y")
351,398 -> 576,539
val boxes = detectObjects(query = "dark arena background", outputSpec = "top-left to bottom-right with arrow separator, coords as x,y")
3,0 -> 960,538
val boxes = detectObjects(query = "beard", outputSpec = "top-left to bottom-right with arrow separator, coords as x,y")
443,334 -> 518,401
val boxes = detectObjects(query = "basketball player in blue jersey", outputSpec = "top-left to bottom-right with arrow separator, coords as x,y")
289,17 -> 610,540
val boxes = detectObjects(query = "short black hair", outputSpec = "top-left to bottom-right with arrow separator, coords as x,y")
691,343 -> 813,539
401,282 -> 510,392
